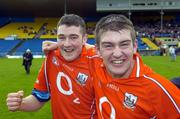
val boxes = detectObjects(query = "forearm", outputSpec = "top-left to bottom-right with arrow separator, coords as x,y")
19,95 -> 45,111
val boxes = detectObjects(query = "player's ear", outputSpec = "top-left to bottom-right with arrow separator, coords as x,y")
95,44 -> 101,57
82,34 -> 88,45
133,39 -> 138,54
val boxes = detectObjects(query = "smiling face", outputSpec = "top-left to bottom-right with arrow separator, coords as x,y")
98,29 -> 137,78
57,25 -> 87,62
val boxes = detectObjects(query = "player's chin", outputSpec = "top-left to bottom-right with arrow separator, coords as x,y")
108,65 -> 126,77
64,55 -> 77,62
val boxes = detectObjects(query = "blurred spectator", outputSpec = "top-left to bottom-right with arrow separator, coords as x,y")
160,44 -> 168,56
169,46 -> 176,61
22,49 -> 33,74
18,26 -> 36,36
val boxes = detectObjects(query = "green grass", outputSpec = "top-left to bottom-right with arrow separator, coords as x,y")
142,56 -> 180,79
0,56 -> 179,119
0,58 -> 51,119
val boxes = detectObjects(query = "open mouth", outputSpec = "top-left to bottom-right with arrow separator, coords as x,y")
112,60 -> 123,64
64,48 -> 74,53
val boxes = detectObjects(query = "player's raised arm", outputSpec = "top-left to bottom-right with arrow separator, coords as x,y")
85,43 -> 95,50
6,90 -> 45,112
42,41 -> 58,54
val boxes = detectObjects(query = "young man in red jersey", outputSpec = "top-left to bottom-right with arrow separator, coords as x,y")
40,14 -> 180,119
90,14 -> 180,119
6,14 -> 96,119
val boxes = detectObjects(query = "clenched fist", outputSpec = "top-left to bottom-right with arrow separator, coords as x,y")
42,41 -> 58,54
6,90 -> 24,112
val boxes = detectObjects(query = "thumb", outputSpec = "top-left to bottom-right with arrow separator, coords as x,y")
42,41 -> 50,54
18,90 -> 24,97
42,41 -> 53,49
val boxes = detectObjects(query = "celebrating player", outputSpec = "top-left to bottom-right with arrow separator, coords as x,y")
6,14 -> 97,119
90,14 -> 180,119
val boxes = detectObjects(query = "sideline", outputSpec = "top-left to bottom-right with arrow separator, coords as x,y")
6,55 -> 45,59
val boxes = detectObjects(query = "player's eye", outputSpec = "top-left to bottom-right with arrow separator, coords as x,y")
120,41 -> 131,48
121,43 -> 129,46
58,36 -> 66,41
69,36 -> 79,40
102,43 -> 113,49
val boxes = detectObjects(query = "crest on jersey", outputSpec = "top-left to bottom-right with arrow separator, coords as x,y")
52,56 -> 59,66
76,72 -> 88,86
123,92 -> 138,110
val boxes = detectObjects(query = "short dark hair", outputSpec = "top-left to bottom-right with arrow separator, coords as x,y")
95,14 -> 136,48
57,14 -> 86,35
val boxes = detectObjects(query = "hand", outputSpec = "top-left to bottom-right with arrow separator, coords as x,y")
85,43 -> 94,50
42,41 -> 58,55
6,90 -> 24,112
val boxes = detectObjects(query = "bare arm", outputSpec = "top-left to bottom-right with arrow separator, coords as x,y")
85,43 -> 95,49
6,90 -> 45,112
42,40 -> 94,53
42,41 -> 58,54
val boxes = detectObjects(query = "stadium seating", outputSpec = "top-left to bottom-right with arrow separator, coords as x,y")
0,40 -> 21,56
141,38 -> 159,50
87,38 -> 95,45
0,17 -> 46,39
155,37 -> 179,46
0,17 -> 10,27
137,37 -> 149,50
39,18 -> 59,39
1,15 -> 180,57
14,39 -> 56,56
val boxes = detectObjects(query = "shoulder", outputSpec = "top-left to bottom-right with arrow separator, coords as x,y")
47,49 -> 59,56
142,73 -> 180,101
142,74 -> 180,115
142,73 -> 175,91
46,49 -> 60,62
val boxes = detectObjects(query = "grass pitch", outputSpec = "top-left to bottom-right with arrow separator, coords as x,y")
0,58 -> 51,119
0,56 -> 179,119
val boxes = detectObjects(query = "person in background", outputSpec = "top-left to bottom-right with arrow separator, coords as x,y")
22,49 -> 33,74
7,14 -> 97,119
169,45 -> 176,61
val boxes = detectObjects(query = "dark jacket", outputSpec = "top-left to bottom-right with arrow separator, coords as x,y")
22,52 -> 33,66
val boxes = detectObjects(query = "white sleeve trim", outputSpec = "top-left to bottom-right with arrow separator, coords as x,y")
144,75 -> 180,113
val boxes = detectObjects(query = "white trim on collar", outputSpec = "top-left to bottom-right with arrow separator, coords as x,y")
136,56 -> 140,78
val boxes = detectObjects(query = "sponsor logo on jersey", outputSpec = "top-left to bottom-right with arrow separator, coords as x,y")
123,92 -> 138,110
106,83 -> 119,92
76,72 -> 88,86
52,56 -> 59,66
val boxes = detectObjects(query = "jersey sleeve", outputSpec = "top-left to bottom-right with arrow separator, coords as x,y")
32,89 -> 50,102
33,60 -> 48,91
147,74 -> 180,119
32,57 -> 51,102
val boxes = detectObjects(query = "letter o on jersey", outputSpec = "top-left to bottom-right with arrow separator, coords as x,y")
56,72 -> 73,95
99,96 -> 115,119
